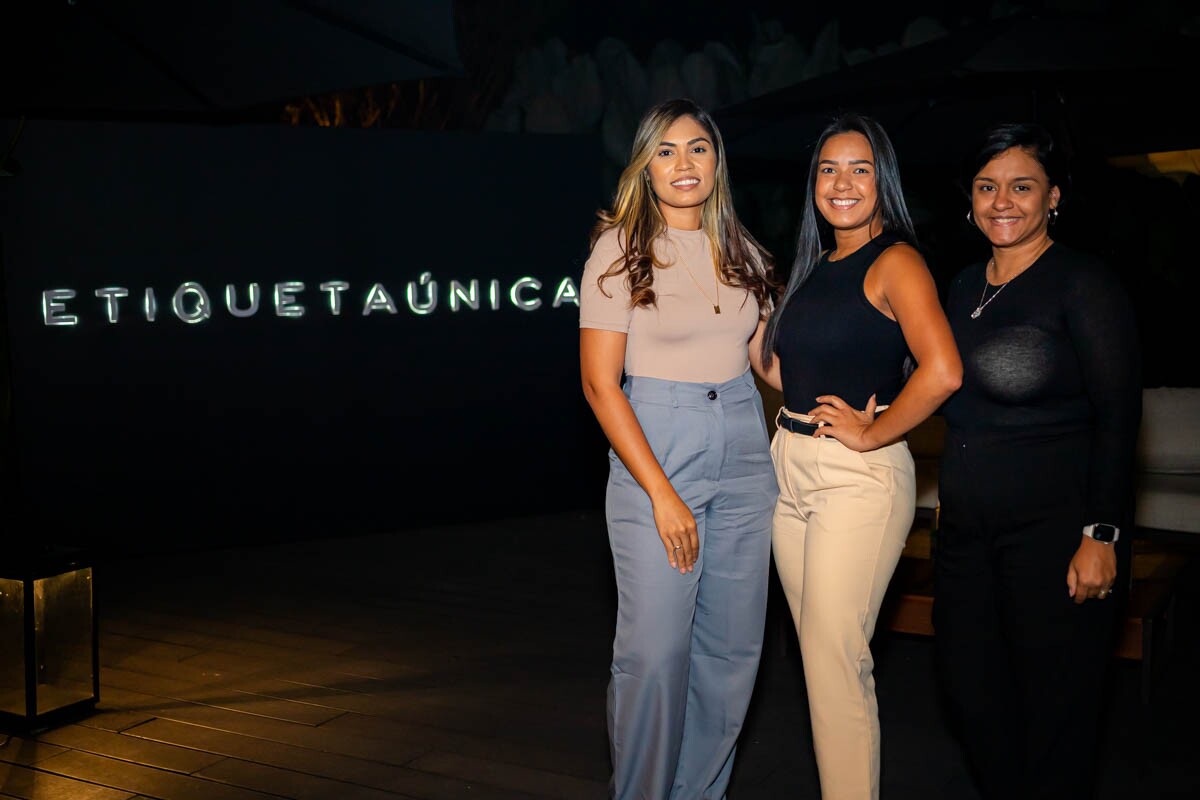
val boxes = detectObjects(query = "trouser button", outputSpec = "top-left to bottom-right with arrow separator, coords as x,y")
707,390 -> 718,400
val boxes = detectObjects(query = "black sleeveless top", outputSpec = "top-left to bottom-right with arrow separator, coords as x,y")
775,233 -> 910,411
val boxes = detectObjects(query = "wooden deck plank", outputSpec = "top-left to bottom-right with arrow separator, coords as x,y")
101,667 -> 346,727
193,755 -> 543,800
215,679 -> 417,718
116,717 -> 545,800
101,619 -> 348,667
0,737 -> 69,767
281,660 -> 428,684
104,657 -> 600,752
319,714 -> 607,782
174,650 -> 298,678
265,669 -> 405,697
100,620 -> 235,656
213,610 -> 436,646
104,644 -> 344,695
80,709 -> 159,734
95,683 -> 606,785
0,761 -> 136,800
30,750 -> 279,800
170,650 -> 455,691
405,752 -> 607,800
124,719 -> 426,791
213,591 -> 591,642
307,686 -> 600,743
102,650 -> 243,688
37,725 -> 225,775
95,686 -> 434,767
192,759 -> 413,800
110,610 -> 356,657
223,675 -> 602,735
102,634 -> 205,664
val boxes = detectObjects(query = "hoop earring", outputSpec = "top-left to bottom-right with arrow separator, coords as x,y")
965,209 -> 974,225
1048,206 -> 1059,225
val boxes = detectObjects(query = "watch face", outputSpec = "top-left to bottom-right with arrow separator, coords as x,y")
1090,524 -> 1119,542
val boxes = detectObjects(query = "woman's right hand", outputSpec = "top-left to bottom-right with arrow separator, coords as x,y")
652,491 -> 698,573
582,328 -> 698,575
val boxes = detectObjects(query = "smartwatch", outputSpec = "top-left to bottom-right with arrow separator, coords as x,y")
1083,523 -> 1120,544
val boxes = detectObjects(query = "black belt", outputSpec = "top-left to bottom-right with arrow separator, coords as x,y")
776,405 -> 889,435
775,409 -> 822,435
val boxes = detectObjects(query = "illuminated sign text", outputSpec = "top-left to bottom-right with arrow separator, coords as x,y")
42,275 -> 581,326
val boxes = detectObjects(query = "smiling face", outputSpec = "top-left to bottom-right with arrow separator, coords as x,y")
971,146 -> 1061,250
645,114 -> 717,230
814,131 -> 879,241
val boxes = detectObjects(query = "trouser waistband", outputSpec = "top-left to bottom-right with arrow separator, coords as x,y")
624,370 -> 758,408
775,404 -> 891,435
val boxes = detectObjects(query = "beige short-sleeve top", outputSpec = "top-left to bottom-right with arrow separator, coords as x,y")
579,226 -> 760,383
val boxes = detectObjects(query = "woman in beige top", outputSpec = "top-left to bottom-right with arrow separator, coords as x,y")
579,98 -> 778,799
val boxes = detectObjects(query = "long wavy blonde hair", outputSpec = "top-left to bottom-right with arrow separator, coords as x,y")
592,98 -> 777,315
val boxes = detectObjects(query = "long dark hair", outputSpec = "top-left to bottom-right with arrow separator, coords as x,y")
761,112 -> 916,365
592,97 -> 778,317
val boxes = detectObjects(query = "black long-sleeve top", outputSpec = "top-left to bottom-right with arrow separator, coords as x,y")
941,242 -> 1142,526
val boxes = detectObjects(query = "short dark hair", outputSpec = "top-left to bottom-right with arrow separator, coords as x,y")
964,122 -> 1070,198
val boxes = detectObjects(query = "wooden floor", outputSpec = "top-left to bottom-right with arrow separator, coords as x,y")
2,510 -> 1199,799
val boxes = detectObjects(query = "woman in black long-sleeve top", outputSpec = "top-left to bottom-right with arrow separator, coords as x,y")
933,123 -> 1141,800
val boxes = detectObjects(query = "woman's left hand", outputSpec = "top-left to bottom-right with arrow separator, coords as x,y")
807,394 -> 879,452
1066,537 -> 1118,604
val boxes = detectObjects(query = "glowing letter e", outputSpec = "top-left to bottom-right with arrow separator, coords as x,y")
42,290 -> 79,326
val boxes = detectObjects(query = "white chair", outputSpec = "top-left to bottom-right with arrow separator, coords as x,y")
1135,387 -> 1200,543
1124,387 -> 1200,701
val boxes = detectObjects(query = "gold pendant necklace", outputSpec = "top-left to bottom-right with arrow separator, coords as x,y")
683,260 -> 721,314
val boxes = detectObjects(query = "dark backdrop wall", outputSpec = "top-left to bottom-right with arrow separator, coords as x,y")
0,121 -> 609,551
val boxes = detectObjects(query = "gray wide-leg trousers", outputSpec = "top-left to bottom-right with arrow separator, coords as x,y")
606,371 -> 777,800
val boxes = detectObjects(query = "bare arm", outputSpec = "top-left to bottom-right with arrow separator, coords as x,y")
809,245 -> 962,451
580,328 -> 697,573
749,319 -> 782,391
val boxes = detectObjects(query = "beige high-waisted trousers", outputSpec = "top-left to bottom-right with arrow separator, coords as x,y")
771,413 -> 915,800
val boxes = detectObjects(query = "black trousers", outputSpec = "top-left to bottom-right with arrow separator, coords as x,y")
933,430 -> 1124,800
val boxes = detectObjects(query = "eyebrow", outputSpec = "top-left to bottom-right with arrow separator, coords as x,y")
819,158 -> 874,165
660,136 -> 712,147
975,175 -> 1042,182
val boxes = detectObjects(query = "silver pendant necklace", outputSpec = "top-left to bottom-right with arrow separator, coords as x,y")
971,258 -> 1009,319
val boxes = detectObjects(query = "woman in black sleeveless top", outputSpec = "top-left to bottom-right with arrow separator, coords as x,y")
752,113 -> 961,799
934,123 -> 1140,800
